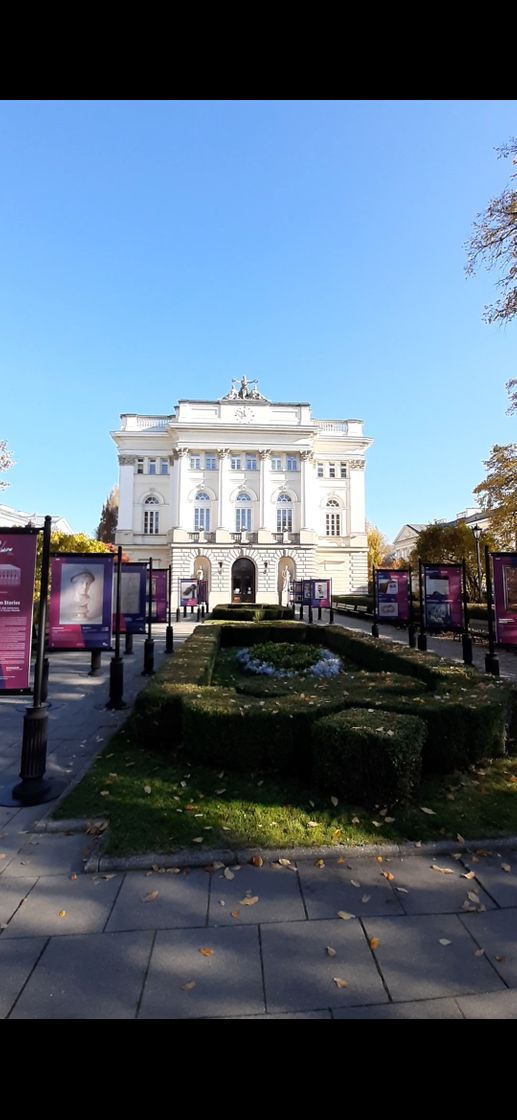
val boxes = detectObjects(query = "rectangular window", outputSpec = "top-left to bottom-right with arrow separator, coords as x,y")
317,463 -> 324,478
160,459 -> 169,475
194,508 -> 210,531
144,511 -> 160,534
286,456 -> 297,472
329,462 -> 336,479
277,509 -> 293,533
236,508 -> 251,531
148,459 -> 157,475
246,455 -> 257,471
340,462 -> 347,479
190,455 -> 201,470
136,458 -> 144,475
271,457 -> 282,472
231,456 -> 241,470
205,455 -> 217,470
325,513 -> 341,536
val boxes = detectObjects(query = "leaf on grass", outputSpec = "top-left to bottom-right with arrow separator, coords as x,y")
501,863 -> 512,873
143,890 -> 159,903
369,937 -> 379,950
333,977 -> 348,989
384,816 -> 396,824
431,865 -> 455,875
351,816 -> 360,825
181,980 -> 196,991
307,821 -> 319,828
371,820 -> 383,828
439,939 -> 452,946
337,911 -> 355,921
100,790 -> 110,797
420,807 -> 436,815
250,855 -> 263,868
314,858 -> 325,869
143,785 -> 152,795
215,788 -> 226,795
326,946 -> 337,957
192,837 -> 204,843
223,867 -> 234,880
330,796 -> 339,807
457,833 -> 465,844
199,947 -> 215,957
240,896 -> 259,906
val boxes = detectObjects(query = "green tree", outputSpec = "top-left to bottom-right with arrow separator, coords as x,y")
96,486 -> 119,543
367,522 -> 390,582
409,521 -> 497,601
473,444 -> 517,549
466,138 -> 517,325
0,440 -> 14,491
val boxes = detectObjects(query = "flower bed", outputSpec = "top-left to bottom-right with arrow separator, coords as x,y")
236,641 -> 341,679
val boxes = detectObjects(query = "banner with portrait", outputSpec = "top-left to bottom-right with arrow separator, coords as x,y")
302,579 -> 312,605
179,579 -> 198,607
492,552 -> 517,645
114,563 -> 147,634
49,553 -> 114,650
423,564 -> 463,632
375,569 -> 410,624
0,529 -> 38,691
311,579 -> 331,608
147,568 -> 168,623
292,580 -> 303,604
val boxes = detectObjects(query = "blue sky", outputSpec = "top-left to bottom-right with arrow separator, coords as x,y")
1,99 -> 515,543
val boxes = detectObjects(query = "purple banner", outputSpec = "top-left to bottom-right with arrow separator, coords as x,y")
49,554 -> 114,650
311,579 -> 331,608
375,569 -> 410,624
147,569 -> 168,623
292,580 -> 303,605
423,564 -> 463,632
180,579 -> 198,607
115,563 -> 146,634
197,580 -> 208,606
492,552 -> 517,645
0,531 -> 37,690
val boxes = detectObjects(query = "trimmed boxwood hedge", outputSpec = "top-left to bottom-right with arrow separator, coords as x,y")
313,707 -> 426,805
211,604 -> 294,621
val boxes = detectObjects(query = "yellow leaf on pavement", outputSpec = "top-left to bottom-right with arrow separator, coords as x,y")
181,980 -> 196,991
431,865 -> 454,875
143,890 -> 159,902
383,871 -> 395,882
314,859 -> 325,869
369,937 -> 379,950
58,910 -> 66,919
199,947 -> 215,957
337,911 -> 355,920
240,896 -> 259,906
326,946 -> 337,957
333,977 -> 348,989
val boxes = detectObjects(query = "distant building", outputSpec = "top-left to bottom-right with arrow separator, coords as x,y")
390,509 -> 490,563
111,379 -> 373,609
0,505 -> 73,534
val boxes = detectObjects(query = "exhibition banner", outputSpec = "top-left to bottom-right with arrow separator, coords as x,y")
0,530 -> 38,690
292,580 -> 303,604
423,564 -> 463,632
492,552 -> 517,645
311,579 -> 331,608
49,553 -> 114,650
116,563 -> 147,634
179,579 -> 198,607
375,569 -> 410,624
147,568 -> 168,622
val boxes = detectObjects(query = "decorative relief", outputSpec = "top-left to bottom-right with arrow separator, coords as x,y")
177,447 -> 190,458
300,450 -> 314,462
260,448 -> 271,460
222,376 -> 268,402
118,456 -> 135,466
348,459 -> 365,470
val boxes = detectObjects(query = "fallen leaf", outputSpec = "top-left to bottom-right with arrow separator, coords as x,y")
70,873 -> 77,881
144,785 -> 152,795
330,796 -> 339,807
375,856 -> 383,864
314,859 -> 325,869
495,955 -> 506,963
223,867 -> 235,880
199,947 -> 215,957
351,816 -> 360,825
307,821 -> 319,828
457,833 -> 465,844
350,879 -> 361,888
431,865 -> 455,875
211,861 -> 225,870
277,858 -> 292,867
439,938 -> 452,946
369,937 -> 379,950
230,910 -> 240,918
383,871 -> 395,882
240,896 -> 259,906
420,807 -> 436,815
100,790 -> 110,797
181,980 -> 196,991
215,788 -> 226,795
192,837 -> 204,843
337,857 -> 346,865
250,855 -> 263,868
337,911 -> 355,920
501,863 -> 512,873
371,820 -> 383,828
395,887 -> 409,895
326,946 -> 337,957
361,894 -> 371,903
167,867 -> 181,874
462,871 -> 476,880
467,890 -> 481,903
473,947 -> 485,957
58,910 -> 66,919
143,890 -> 159,902
333,977 -> 348,989
219,900 -> 225,906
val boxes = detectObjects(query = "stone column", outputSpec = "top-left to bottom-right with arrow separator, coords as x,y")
348,459 -> 366,534
217,449 -> 230,528
259,449 -> 271,528
117,457 -> 135,530
300,451 -> 313,530
176,448 -> 190,529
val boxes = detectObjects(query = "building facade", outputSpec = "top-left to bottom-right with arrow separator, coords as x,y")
112,379 -> 373,609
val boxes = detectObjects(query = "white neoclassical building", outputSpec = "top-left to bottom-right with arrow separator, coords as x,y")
111,378 -> 373,609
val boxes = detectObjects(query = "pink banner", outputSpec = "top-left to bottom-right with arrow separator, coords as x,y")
0,531 -> 37,690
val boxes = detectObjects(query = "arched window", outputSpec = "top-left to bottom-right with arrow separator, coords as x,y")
194,491 -> 211,531
277,493 -> 292,533
236,491 -> 252,532
144,496 -> 160,535
325,498 -> 341,537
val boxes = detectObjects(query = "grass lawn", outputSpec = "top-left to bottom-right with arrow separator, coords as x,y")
53,723 -> 517,856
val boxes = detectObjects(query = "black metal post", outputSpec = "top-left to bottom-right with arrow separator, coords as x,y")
476,537 -> 483,602
89,649 -> 102,675
143,557 -> 155,675
408,567 -> 416,647
176,606 -> 180,623
124,631 -> 134,655
484,545 -> 500,676
165,564 -> 174,653
317,605 -> 322,621
183,603 -> 187,619
308,602 -> 313,624
417,559 -> 427,651
299,603 -> 304,621
107,547 -> 126,709
8,517 -> 65,806
201,603 -> 205,622
461,557 -> 473,666
40,656 -> 50,704
371,566 -> 379,638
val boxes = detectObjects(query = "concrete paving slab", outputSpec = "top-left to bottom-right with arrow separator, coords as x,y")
208,863 -> 305,925
0,937 -> 47,1018
221,1011 -> 332,1019
461,850 -> 517,908
460,908 -> 517,987
105,869 -> 210,932
0,876 -> 38,926
297,856 -> 404,919
261,918 -> 387,1013
386,856 -> 495,914
456,989 -> 517,1018
9,930 -> 153,1019
362,914 -> 505,1002
138,926 -> 264,1019
2,833 -> 94,878
333,998 -> 463,1019
2,873 -> 123,938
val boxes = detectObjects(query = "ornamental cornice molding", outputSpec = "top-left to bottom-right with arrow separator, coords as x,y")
348,459 -> 365,470
118,455 -> 135,466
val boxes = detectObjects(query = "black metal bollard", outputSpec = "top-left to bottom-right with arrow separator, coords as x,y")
183,604 -> 187,619
417,634 -> 427,652
318,606 -> 322,621
329,607 -> 334,624
107,656 -> 126,709
142,638 -> 155,675
372,623 -> 379,638
124,632 -> 134,655
165,625 -> 174,654
196,607 -> 200,622
308,604 -> 313,624
462,635 -> 473,666
11,707 -> 53,805
190,605 -> 194,615
408,624 -> 416,649
299,604 -> 304,620
485,653 -> 500,676
176,607 -> 180,623
89,650 -> 102,676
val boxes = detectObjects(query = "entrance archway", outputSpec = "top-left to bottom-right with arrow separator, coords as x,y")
231,558 -> 256,604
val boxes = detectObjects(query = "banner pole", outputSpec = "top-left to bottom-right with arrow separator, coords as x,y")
484,546 -> 500,676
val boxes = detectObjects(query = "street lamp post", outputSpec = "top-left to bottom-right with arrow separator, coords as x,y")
472,524 -> 483,602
